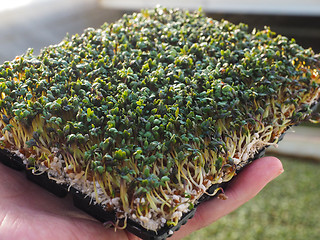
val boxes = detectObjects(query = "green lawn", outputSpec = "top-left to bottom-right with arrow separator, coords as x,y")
184,157 -> 320,240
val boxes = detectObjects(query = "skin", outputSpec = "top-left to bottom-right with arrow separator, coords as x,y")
0,156 -> 283,240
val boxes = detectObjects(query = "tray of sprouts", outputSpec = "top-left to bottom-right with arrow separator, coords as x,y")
0,7 -> 319,240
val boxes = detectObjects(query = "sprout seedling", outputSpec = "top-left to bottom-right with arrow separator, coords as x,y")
0,6 -> 319,240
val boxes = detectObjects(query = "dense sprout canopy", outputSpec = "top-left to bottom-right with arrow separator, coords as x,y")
0,7 -> 319,202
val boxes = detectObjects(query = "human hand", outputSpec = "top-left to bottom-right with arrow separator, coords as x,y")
0,156 -> 283,240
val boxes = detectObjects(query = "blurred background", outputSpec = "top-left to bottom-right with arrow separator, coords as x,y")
0,0 -> 319,239
1,0 -> 320,62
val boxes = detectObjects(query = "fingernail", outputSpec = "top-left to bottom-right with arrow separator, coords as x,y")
273,165 -> 284,180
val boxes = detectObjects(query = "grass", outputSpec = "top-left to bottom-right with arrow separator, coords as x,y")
184,157 -> 320,240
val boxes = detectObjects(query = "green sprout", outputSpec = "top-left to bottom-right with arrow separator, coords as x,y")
0,6 -> 319,233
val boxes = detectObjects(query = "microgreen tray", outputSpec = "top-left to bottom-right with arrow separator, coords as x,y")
0,7 -> 319,240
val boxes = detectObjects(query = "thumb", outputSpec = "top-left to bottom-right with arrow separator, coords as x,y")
171,156 -> 283,239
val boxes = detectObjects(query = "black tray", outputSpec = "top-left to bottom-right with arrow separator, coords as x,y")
0,149 -> 25,171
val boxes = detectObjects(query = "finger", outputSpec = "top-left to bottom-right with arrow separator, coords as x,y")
171,156 -> 284,239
